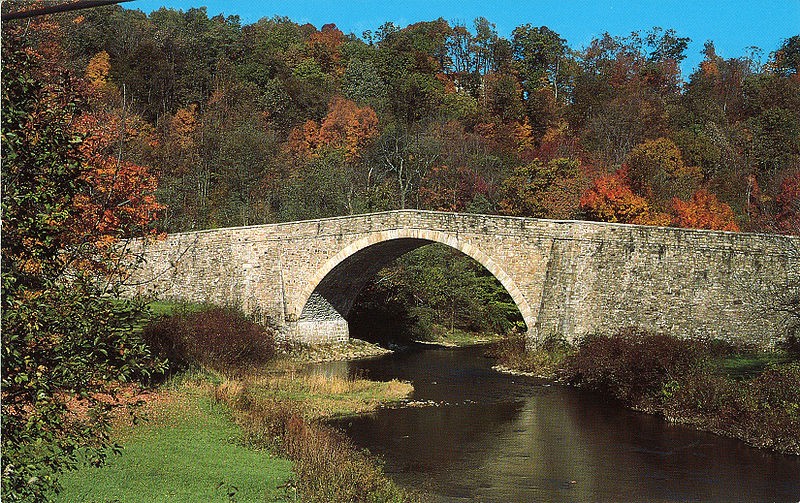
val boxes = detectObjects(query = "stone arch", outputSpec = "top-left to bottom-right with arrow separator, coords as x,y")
291,228 -> 536,343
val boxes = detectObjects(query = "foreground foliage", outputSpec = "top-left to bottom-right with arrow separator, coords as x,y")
1,26 -> 162,501
137,306 -> 418,502
217,376 -> 419,503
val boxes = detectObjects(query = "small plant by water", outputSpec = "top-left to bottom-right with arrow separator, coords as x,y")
488,331 -> 573,378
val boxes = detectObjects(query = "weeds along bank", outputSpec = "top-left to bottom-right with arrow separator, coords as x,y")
63,304 -> 419,503
491,328 -> 800,455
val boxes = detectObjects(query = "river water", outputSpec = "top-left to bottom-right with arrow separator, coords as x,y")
315,345 -> 800,502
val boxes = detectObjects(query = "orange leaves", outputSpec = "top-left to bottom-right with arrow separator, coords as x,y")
307,24 -> 346,73
70,111 -> 163,260
169,104 -> 199,150
288,96 -> 379,162
582,170 -> 740,230
319,96 -> 379,160
580,169 -> 671,225
671,189 -> 740,231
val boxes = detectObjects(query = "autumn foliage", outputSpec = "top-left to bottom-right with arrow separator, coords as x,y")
672,189 -> 740,231
499,158 -> 588,219
288,96 -> 379,162
580,169 -> 671,225
775,172 -> 800,234
419,164 -> 488,211
2,18 -> 164,501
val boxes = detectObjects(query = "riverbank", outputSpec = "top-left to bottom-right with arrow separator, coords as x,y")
491,330 -> 800,455
57,304 -> 420,502
56,377 -> 293,502
57,361 -> 416,502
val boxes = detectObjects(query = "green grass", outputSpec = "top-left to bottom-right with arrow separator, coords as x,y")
425,325 -> 505,347
146,300 -> 205,317
56,388 -> 293,503
718,351 -> 795,380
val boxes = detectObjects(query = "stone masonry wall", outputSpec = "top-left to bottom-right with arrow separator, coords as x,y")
124,210 -> 799,347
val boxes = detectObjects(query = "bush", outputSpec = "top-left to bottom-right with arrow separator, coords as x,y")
740,363 -> 800,452
665,362 -> 800,453
563,328 -> 708,410
561,328 -> 800,454
143,307 -> 276,376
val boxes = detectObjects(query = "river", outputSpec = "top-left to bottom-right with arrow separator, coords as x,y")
312,345 -> 800,502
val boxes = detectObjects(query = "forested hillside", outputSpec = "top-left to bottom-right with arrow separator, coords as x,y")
49,5 -> 798,234
5,3 -> 799,342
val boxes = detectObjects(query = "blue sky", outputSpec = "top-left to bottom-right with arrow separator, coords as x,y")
127,0 -> 799,75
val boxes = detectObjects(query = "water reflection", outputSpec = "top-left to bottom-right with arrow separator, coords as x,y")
323,346 -> 800,502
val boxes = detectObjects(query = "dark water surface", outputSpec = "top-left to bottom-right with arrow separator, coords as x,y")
316,345 -> 800,502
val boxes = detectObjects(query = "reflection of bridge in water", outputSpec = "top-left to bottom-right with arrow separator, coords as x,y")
127,210 -> 798,347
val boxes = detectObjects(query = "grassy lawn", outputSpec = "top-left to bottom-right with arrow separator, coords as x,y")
147,300 -> 206,317
56,383 -> 293,503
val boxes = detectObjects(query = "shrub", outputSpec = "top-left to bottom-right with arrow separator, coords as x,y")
563,328 -> 708,410
742,363 -> 800,452
143,307 -> 276,376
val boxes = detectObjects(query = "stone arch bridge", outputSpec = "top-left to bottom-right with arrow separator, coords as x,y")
126,210 -> 798,347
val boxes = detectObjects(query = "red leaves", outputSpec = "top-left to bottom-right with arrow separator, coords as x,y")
775,172 -> 800,235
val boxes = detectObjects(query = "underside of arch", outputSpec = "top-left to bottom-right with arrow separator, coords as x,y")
292,230 -> 536,345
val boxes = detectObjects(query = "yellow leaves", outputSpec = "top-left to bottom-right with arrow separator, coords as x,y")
514,118 -> 534,153
20,259 -> 43,275
700,60 -> 720,79
625,138 -> 702,202
85,51 -> 111,87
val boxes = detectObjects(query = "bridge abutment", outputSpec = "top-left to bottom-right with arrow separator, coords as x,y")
290,319 -> 350,345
